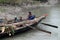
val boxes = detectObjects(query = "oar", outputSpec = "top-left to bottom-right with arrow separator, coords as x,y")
28,26 -> 51,34
41,23 -> 58,28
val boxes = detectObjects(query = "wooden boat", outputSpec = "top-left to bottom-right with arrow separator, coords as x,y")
0,15 -> 46,37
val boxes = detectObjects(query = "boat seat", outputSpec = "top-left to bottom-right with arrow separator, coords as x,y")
16,24 -> 23,27
0,30 -> 2,33
0,26 -> 4,27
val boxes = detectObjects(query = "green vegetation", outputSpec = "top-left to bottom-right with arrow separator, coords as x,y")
0,0 -> 40,5
0,0 -> 26,3
0,0 -> 15,3
0,0 -> 27,5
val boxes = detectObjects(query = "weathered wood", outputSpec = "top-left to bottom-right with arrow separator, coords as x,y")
0,15 -> 46,36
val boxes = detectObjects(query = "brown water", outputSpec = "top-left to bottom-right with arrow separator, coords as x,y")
0,5 -> 59,40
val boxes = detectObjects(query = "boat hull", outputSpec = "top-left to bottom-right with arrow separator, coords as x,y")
0,15 -> 46,37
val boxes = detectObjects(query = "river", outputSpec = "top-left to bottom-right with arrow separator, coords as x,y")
0,4 -> 59,40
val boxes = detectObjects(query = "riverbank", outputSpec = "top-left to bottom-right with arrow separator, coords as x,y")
0,3 -> 52,19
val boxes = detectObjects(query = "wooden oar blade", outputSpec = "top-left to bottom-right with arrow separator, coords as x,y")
39,29 -> 51,34
41,23 -> 58,28
34,27 -> 51,34
28,26 -> 51,34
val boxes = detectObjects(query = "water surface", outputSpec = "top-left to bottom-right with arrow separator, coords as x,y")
0,5 -> 59,40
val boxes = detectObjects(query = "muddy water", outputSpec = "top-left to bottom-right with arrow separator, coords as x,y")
0,5 -> 59,40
